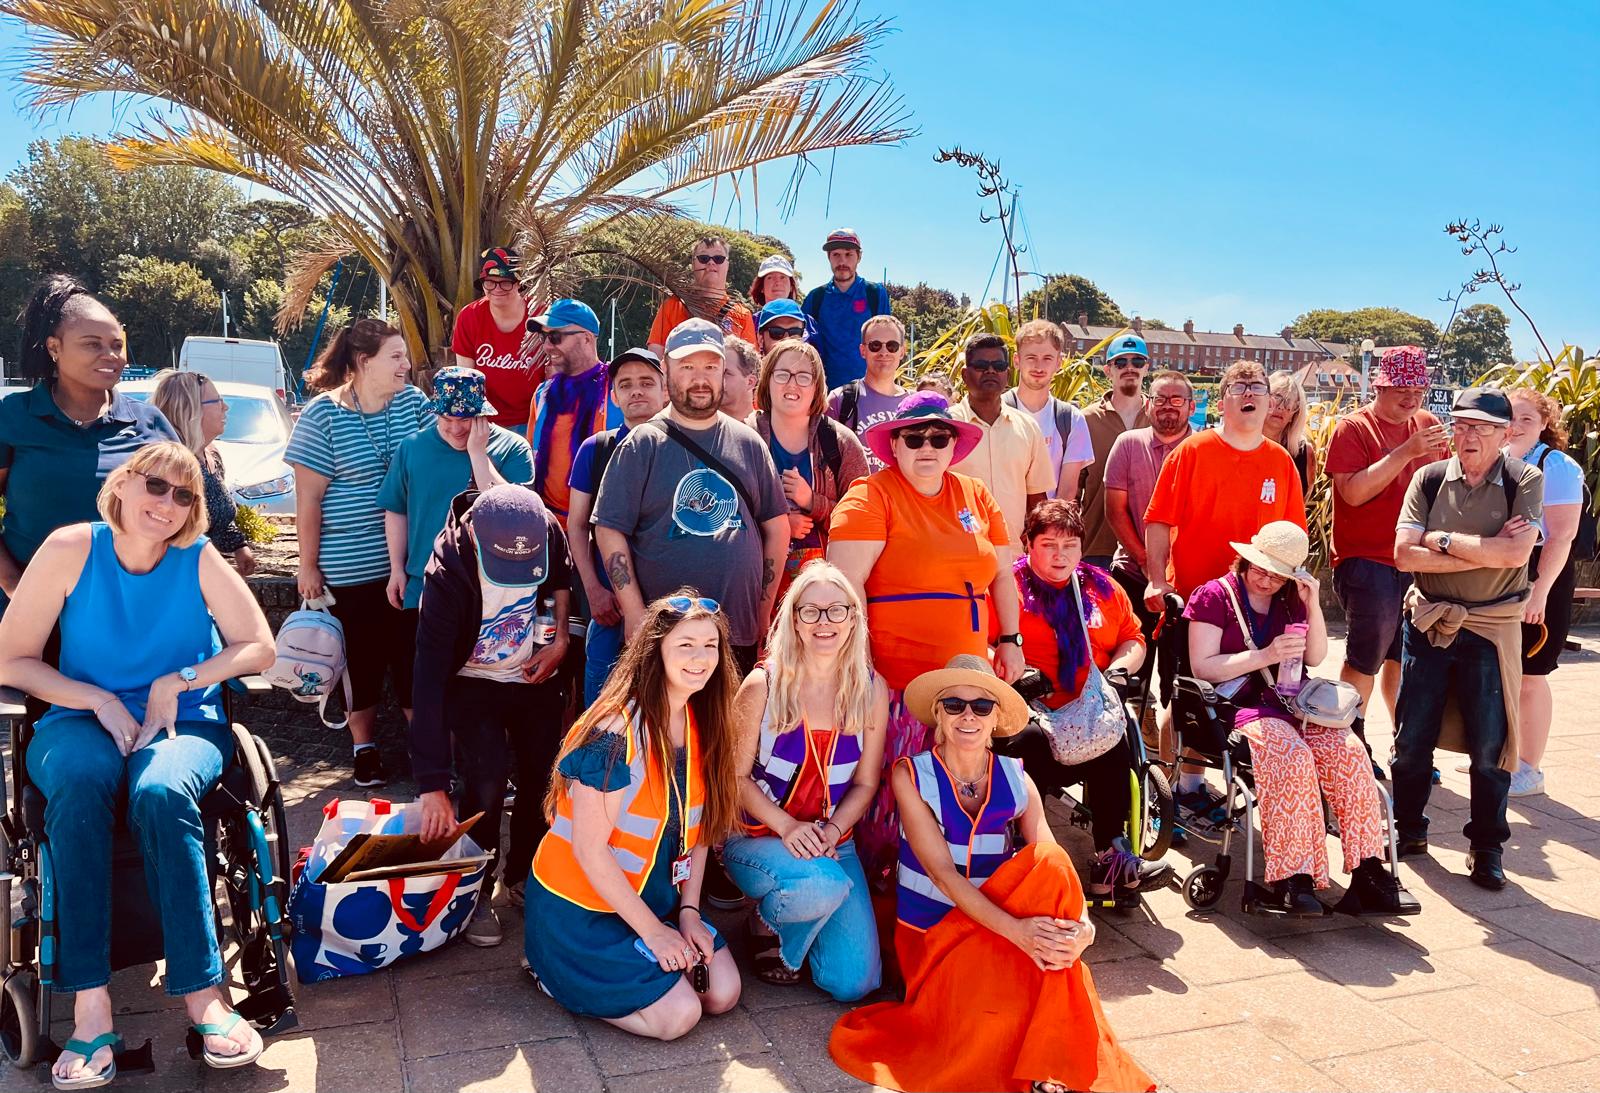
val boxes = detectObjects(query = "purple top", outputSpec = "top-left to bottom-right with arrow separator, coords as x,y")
1183,572 -> 1306,723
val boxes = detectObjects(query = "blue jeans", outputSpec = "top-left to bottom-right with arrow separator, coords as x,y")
583,619 -> 625,708
27,715 -> 232,995
1393,622 -> 1511,854
721,835 -> 881,1001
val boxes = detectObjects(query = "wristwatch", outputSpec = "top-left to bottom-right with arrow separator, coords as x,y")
179,666 -> 199,690
995,633 -> 1024,647
1435,532 -> 1453,555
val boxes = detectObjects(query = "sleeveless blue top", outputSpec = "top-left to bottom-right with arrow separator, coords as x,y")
38,522 -> 224,730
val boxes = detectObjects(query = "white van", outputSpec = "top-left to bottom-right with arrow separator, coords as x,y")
179,337 -> 294,404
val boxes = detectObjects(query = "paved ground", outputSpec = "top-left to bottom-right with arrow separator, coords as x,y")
7,627 -> 1599,1092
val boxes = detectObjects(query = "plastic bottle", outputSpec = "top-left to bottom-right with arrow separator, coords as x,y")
1277,622 -> 1309,695
532,597 -> 558,646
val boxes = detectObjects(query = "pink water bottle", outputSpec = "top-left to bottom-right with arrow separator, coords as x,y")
1277,622 -> 1309,695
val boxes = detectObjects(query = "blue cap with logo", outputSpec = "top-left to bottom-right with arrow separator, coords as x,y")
527,298 -> 600,335
664,317 -> 726,360
756,298 -> 807,332
469,485 -> 552,587
1106,334 -> 1149,361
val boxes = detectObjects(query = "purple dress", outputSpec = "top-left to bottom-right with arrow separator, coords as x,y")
1182,572 -> 1306,726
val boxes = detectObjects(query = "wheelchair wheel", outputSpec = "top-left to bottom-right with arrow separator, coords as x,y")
1132,764 -> 1176,861
1182,865 -> 1225,912
0,971 -> 38,1068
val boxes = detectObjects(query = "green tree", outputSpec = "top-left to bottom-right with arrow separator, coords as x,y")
241,278 -> 351,382
3,0 -> 910,375
105,256 -> 223,364
1288,306 -> 1441,350
890,282 -> 968,350
0,184 -> 36,348
1438,303 -> 1514,385
1018,274 -> 1126,327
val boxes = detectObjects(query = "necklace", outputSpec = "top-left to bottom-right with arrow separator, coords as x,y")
944,750 -> 989,800
349,386 -> 395,472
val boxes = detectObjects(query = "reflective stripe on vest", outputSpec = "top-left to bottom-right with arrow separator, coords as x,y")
895,749 -> 1027,932
746,700 -> 862,829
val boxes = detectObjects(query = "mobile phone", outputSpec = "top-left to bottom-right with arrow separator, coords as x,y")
634,920 -> 721,963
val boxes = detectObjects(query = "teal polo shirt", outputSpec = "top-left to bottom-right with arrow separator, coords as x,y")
0,383 -> 180,612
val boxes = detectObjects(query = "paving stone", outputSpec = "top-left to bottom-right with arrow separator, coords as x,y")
1509,1054 -> 1600,1093
1205,970 -> 1424,1061
1272,927 -> 1470,1000
1090,957 -> 1242,1042
1313,1039 -> 1516,1092
389,932 -> 513,984
404,1036 -> 601,1093
739,973 -> 835,1012
290,967 -> 396,1031
750,1001 -> 867,1093
1376,986 -> 1600,1078
1430,938 -> 1600,1017
580,1008 -> 769,1078
398,967 -> 578,1059
202,1021 -> 405,1093
1116,910 -> 1298,986
618,1052 -> 806,1092
1477,899 -> 1600,968
1128,1023 -> 1341,1092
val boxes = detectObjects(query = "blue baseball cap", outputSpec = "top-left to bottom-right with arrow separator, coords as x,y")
1106,334 -> 1149,361
469,485 -> 552,587
528,298 -> 600,335
664,318 -> 726,360
756,298 -> 807,332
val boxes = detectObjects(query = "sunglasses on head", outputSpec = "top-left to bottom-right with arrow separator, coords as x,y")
939,696 -> 998,717
766,325 -> 806,341
865,339 -> 902,354
665,595 -> 720,614
897,428 -> 954,450
693,254 -> 728,265
796,603 -> 854,624
134,471 -> 196,507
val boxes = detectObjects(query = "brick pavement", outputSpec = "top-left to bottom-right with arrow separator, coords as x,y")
7,629 -> 1598,1092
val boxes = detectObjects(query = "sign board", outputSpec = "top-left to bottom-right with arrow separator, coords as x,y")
1426,387 -> 1455,420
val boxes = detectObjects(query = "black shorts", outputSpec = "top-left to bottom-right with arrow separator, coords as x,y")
327,579 -> 417,712
1522,546 -> 1576,677
1333,558 -> 1409,677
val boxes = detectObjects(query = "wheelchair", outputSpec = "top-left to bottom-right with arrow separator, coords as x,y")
0,678 -> 297,1072
1160,596 -> 1402,916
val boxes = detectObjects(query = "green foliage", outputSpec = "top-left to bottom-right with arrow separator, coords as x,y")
891,282 -> 969,350
233,503 -> 280,545
909,302 -> 1104,404
240,279 -> 351,376
1479,352 -> 1600,517
1289,306 -> 1441,350
0,183 -> 35,340
1018,273 -> 1126,327
1437,303 -> 1514,386
104,256 -> 220,365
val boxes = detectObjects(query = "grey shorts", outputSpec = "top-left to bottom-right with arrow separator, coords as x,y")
1333,558 -> 1410,676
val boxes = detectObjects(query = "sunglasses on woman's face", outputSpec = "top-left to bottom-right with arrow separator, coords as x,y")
135,471 -> 196,507
897,428 -> 953,450
939,697 -> 998,717
665,595 -> 720,613
796,603 -> 854,624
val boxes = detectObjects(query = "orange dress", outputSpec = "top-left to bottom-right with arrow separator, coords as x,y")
829,842 -> 1155,1093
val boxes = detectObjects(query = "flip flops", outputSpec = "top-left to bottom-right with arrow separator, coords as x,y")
52,1032 -> 122,1090
188,1012 -> 264,1070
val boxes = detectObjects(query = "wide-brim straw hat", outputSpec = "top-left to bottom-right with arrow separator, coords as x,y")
859,390 -> 984,469
903,654 -> 1031,737
1229,520 -> 1310,580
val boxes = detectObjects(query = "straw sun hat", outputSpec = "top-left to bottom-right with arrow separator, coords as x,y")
1229,521 -> 1310,580
903,654 -> 1031,737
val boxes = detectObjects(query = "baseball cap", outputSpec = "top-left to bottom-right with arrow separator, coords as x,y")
1373,345 -> 1429,388
1106,334 -> 1149,361
756,298 -> 807,331
823,228 -> 862,252
611,347 -> 662,373
1450,387 -> 1512,425
429,365 -> 497,418
469,485 -> 552,587
757,254 -> 796,279
664,317 -> 725,360
527,298 -> 600,335
478,247 -> 519,282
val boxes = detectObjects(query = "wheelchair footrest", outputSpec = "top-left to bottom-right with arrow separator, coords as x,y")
235,984 -> 298,1037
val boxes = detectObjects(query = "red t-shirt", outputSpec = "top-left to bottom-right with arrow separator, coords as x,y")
449,297 -> 549,428
1144,430 -> 1306,598
1323,406 -> 1442,567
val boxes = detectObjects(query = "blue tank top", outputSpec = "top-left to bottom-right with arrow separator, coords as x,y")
39,523 -> 224,729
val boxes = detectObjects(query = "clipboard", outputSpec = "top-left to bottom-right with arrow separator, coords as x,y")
319,812 -> 484,883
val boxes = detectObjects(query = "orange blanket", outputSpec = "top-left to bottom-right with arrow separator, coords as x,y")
829,842 -> 1155,1093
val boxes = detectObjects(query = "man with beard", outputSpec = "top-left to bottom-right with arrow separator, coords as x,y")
647,236 -> 758,355
948,332 -> 1053,550
802,228 -> 891,387
524,299 -> 621,529
593,319 -> 788,675
1080,334 -> 1154,568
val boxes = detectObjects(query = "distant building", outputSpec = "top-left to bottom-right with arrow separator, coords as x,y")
1061,315 -> 1353,391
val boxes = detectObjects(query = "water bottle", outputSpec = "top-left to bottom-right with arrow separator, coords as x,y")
1277,622 -> 1309,695
532,597 -> 558,646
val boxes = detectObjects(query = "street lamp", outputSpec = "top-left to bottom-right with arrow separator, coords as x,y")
1016,271 -> 1051,322
1359,338 -> 1376,400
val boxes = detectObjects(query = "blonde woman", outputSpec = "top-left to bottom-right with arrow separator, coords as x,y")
150,369 -> 255,576
727,562 -> 887,997
0,442 -> 276,1085
1264,371 -> 1313,494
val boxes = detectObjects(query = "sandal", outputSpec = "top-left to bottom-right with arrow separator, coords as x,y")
52,1032 -> 122,1091
751,934 -> 801,986
187,1012 -> 263,1070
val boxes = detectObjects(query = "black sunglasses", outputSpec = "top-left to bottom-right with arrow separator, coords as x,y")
134,471 -> 196,507
693,254 -> 728,265
866,340 -> 902,354
966,358 -> 1010,373
938,697 -> 998,717
543,329 -> 589,345
898,429 -> 953,450
766,325 -> 806,340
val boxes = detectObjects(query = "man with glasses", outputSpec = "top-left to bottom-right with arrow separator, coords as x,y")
524,299 -> 621,529
827,313 -> 908,471
450,246 -> 551,431
949,332 -> 1054,549
1081,334 -> 1154,568
647,236 -> 758,356
1004,319 -> 1095,500
754,298 -> 812,356
1393,388 -> 1542,891
802,228 -> 891,388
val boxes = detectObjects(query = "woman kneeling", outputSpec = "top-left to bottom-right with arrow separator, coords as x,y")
526,593 -> 742,1040
0,442 -> 276,1087
727,562 -> 886,999
829,654 -> 1153,1093
1184,521 -> 1419,916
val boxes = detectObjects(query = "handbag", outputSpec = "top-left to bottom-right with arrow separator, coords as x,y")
1218,578 -> 1360,729
1034,575 -> 1126,766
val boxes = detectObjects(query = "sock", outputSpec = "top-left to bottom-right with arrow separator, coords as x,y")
1177,770 -> 1205,793
354,743 -> 377,757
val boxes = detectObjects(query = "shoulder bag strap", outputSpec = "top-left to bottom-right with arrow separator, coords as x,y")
647,419 -> 761,524
1219,576 -> 1281,694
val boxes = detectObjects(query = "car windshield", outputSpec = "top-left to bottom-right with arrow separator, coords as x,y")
121,390 -> 286,444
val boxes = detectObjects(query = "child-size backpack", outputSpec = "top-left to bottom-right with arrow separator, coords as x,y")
263,598 -> 354,729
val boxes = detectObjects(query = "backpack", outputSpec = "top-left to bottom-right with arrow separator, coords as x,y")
262,599 -> 355,729
1535,446 -> 1598,562
1417,459 -> 1519,516
802,281 -> 889,330
836,380 -> 865,431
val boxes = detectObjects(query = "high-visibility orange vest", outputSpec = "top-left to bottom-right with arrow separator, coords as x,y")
532,704 -> 705,913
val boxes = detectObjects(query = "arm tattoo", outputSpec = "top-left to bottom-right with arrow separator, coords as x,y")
606,551 -> 633,591
761,557 -> 776,592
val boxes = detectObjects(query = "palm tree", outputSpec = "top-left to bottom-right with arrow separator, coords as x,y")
2,0 -> 911,371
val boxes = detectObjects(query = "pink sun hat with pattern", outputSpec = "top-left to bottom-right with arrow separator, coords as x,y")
860,390 -> 984,468
1373,345 -> 1429,388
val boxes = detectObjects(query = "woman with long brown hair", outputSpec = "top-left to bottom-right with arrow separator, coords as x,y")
527,592 -> 744,1040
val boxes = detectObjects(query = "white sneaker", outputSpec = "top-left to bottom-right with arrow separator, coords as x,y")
465,903 -> 503,947
1508,765 -> 1545,797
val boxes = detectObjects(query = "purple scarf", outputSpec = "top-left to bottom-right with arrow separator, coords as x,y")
533,361 -> 607,497
1014,556 -> 1116,695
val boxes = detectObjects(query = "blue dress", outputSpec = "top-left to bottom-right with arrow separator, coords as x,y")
524,733 -> 726,1019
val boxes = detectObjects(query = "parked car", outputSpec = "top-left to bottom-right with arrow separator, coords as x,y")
118,378 -> 297,515
179,336 -> 295,405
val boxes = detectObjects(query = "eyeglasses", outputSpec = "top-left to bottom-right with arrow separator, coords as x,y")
1109,357 -> 1148,370
1249,564 -> 1290,585
938,697 -> 998,717
693,254 -> 728,265
1269,394 -> 1298,411
1224,382 -> 1271,397
796,603 -> 854,624
897,428 -> 954,450
766,326 -> 806,341
201,398 -> 225,407
544,329 -> 588,346
1451,420 -> 1503,436
482,279 -> 518,294
134,471 -> 196,507
1150,395 -> 1192,407
966,358 -> 1010,373
664,595 -> 720,613
865,340 -> 902,354
771,369 -> 816,388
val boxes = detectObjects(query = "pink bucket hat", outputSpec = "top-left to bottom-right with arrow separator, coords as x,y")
860,390 -> 984,468
1373,345 -> 1429,388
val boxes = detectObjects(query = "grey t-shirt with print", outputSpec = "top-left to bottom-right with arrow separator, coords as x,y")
593,415 -> 786,645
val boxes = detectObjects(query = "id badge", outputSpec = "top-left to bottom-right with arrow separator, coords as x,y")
670,853 -> 692,887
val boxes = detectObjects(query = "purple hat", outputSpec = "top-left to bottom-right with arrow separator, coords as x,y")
859,390 -> 984,468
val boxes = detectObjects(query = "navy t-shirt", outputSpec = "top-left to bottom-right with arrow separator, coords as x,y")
568,425 -> 629,592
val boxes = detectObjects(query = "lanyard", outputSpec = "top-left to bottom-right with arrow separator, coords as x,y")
800,725 -> 838,822
664,738 -> 691,860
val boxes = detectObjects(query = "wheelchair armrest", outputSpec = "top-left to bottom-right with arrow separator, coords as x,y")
1174,675 -> 1221,705
226,675 -> 273,696
0,686 -> 27,719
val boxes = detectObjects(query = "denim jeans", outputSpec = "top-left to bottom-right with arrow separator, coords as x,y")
26,714 -> 232,995
583,619 -> 625,708
722,835 -> 881,1001
1393,621 -> 1512,854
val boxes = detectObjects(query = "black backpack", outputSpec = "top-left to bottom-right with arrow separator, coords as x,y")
835,380 -> 865,431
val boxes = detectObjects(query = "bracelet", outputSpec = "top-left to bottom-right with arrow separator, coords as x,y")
678,904 -> 702,917
822,820 -> 842,839
93,696 -> 116,718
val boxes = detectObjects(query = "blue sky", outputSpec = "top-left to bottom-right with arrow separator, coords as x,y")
3,0 -> 1596,359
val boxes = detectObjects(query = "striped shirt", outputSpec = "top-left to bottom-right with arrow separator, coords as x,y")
285,386 -> 433,586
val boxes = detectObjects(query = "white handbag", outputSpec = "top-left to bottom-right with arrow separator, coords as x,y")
1034,575 -> 1126,766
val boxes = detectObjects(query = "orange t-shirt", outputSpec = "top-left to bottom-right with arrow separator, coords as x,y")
1143,430 -> 1306,598
990,571 -> 1143,708
648,295 -> 758,346
830,469 -> 1008,692
541,412 -> 577,526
